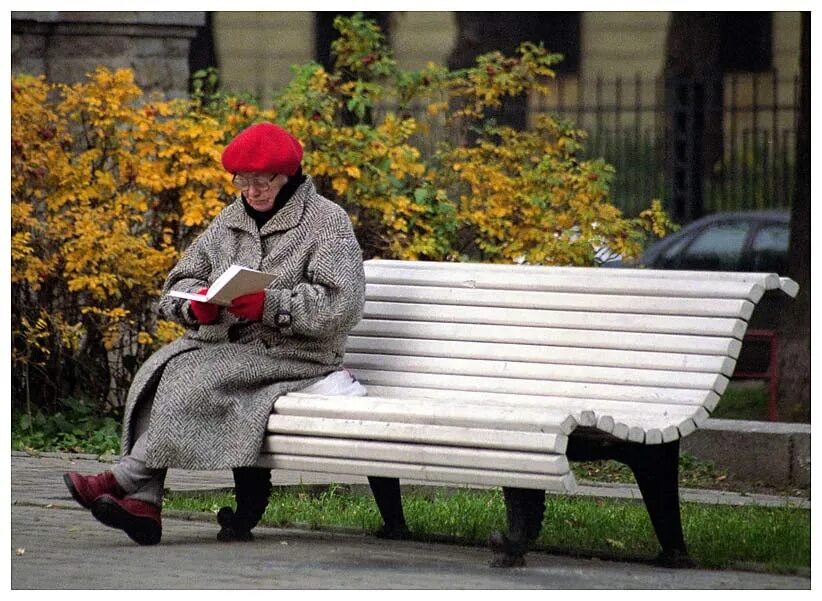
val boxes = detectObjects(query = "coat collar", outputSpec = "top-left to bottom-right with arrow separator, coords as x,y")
223,176 -> 315,236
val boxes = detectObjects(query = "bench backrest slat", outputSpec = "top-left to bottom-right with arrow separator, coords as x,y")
346,336 -> 736,376
346,352 -> 729,393
364,264 -> 765,302
363,301 -> 748,338
352,319 -> 743,357
367,259 -> 797,296
366,284 -> 755,319
352,369 -> 719,406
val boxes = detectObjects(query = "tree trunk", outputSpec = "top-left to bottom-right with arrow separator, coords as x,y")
447,12 -> 530,130
314,11 -> 393,72
776,11 -> 810,422
663,12 -> 724,223
188,12 -> 218,91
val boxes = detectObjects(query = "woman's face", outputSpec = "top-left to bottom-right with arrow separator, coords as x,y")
234,172 -> 289,211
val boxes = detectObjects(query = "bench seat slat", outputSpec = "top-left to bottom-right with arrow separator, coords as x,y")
267,414 -> 567,453
257,454 -> 576,492
353,369 -> 720,406
275,394 -> 584,434
281,390 -> 712,443
364,265 -> 765,302
346,336 -> 737,376
361,385 -> 710,430
363,302 -> 748,339
779,277 -> 800,297
345,352 -> 730,393
366,284 -> 756,320
352,320 -> 743,358
262,435 -> 569,475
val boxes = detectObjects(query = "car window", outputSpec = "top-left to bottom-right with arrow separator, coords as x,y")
749,223 -> 789,272
659,234 -> 691,263
678,221 -> 751,270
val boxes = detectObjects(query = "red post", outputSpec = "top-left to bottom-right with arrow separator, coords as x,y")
732,329 -> 779,421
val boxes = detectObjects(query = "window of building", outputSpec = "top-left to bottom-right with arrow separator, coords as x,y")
720,12 -> 773,73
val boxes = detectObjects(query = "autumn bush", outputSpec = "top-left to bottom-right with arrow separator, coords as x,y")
11,14 -> 674,415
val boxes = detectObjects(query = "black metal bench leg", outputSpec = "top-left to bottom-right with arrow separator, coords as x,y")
217,466 -> 273,542
622,440 -> 695,568
489,487 -> 546,567
367,476 -> 411,539
566,435 -> 694,568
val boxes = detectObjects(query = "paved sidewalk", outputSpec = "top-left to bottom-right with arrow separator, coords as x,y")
10,451 -> 811,589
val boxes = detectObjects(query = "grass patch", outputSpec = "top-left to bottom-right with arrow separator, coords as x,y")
163,485 -> 809,574
712,381 -> 770,421
572,452 -> 729,489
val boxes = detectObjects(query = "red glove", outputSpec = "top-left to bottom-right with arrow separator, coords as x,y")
229,290 -> 266,322
189,288 -> 219,324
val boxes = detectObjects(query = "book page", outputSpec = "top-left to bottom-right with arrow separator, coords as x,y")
167,265 -> 276,306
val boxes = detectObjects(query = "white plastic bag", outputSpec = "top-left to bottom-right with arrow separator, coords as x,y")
298,368 -> 367,397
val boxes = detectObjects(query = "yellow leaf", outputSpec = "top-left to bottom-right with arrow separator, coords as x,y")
331,177 -> 349,195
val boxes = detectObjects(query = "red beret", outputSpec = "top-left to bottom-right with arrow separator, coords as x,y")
221,122 -> 303,176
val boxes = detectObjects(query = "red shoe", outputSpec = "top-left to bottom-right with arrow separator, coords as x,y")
90,494 -> 162,546
63,471 -> 125,509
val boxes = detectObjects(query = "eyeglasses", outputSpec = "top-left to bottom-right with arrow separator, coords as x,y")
232,174 -> 277,191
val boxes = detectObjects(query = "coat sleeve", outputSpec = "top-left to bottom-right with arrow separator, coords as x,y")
260,221 -> 365,339
157,228 -> 216,327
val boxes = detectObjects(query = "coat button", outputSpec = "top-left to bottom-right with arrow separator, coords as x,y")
227,324 -> 243,342
275,311 -> 292,328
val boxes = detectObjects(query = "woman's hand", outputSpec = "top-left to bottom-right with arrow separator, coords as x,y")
189,288 -> 219,324
228,291 -> 266,322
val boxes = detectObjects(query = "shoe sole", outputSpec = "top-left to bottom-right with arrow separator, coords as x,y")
91,496 -> 161,546
63,473 -> 92,509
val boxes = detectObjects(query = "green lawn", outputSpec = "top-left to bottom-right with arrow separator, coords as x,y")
164,485 -> 810,574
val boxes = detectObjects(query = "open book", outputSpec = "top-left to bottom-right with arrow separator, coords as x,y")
167,264 -> 276,306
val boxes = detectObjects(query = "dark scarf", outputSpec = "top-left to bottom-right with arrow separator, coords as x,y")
241,167 -> 307,229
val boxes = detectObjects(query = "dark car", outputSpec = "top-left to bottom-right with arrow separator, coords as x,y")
638,209 -> 790,274
633,210 -> 792,383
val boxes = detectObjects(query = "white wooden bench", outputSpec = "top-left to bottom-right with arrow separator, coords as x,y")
257,259 -> 798,566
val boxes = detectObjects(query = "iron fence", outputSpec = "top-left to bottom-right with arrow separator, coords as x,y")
374,70 -> 798,218
534,70 -> 800,217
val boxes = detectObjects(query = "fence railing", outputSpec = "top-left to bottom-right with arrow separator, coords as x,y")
532,70 -> 800,217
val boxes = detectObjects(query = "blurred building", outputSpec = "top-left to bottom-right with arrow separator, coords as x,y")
213,12 -> 800,110
11,11 -> 803,217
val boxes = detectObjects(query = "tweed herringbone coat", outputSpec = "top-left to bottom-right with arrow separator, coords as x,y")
121,176 -> 366,470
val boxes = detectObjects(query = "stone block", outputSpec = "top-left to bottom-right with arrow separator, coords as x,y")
790,433 -> 811,487
681,419 -> 811,488
47,34 -> 129,58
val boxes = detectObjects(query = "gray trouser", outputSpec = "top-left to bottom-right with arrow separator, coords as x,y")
111,399 -> 166,506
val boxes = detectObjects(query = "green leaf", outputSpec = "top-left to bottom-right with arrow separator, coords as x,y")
413,188 -> 430,204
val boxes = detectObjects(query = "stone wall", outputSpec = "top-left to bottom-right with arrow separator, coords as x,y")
681,418 -> 810,489
11,11 -> 206,98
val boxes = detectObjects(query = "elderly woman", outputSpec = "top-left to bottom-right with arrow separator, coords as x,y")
63,122 -> 366,545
